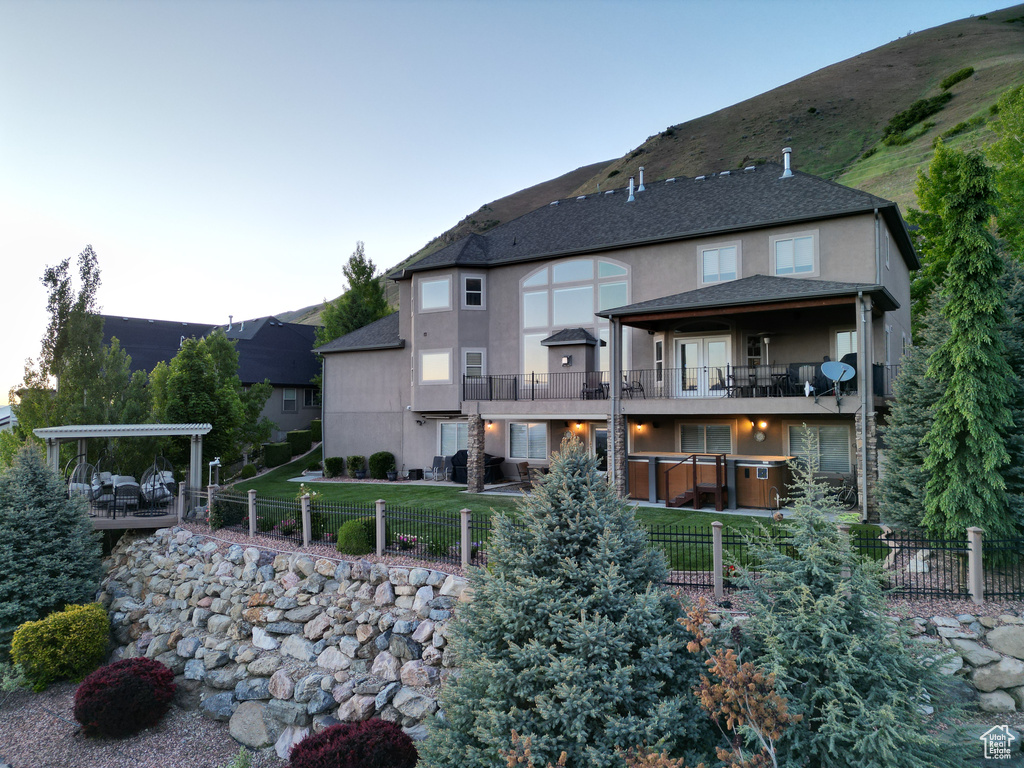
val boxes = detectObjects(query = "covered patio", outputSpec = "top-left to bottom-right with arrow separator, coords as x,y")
34,423 -> 213,529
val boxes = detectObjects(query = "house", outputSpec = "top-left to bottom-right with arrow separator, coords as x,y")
0,405 -> 16,433
317,149 -> 916,519
101,314 -> 321,441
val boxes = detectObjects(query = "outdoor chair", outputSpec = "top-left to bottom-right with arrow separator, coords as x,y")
426,456 -> 449,482
622,378 -> 645,399
516,461 -> 532,482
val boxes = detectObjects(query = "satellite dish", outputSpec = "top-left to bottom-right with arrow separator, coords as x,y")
821,360 -> 855,383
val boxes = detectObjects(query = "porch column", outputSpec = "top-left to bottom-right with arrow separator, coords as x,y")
857,293 -> 874,522
189,434 -> 203,492
46,439 -> 60,474
854,411 -> 879,523
609,317 -> 627,498
77,437 -> 88,462
466,414 -> 485,493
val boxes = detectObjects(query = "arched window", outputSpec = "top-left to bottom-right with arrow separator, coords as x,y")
520,258 -> 630,373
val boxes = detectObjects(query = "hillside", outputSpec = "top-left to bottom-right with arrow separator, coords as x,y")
285,5 -> 1024,326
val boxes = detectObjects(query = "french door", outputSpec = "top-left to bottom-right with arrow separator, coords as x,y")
676,336 -> 731,397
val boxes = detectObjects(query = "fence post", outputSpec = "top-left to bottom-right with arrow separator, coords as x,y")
712,521 -> 724,601
967,526 -> 984,605
461,508 -> 472,569
248,489 -> 257,538
177,481 -> 186,523
376,499 -> 386,557
838,523 -> 851,580
301,494 -> 311,548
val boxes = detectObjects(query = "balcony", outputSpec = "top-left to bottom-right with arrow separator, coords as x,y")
463,364 -> 899,402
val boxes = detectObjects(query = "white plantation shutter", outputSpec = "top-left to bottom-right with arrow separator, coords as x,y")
794,236 -> 814,273
817,426 -> 850,472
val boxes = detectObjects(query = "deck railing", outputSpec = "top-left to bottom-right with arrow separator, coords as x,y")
466,363 -> 900,401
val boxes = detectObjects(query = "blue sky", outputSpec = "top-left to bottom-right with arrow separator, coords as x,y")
0,0 -> 1001,405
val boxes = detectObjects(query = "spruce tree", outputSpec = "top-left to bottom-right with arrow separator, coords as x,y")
0,446 -> 102,657
315,242 -> 392,347
921,145 -> 1015,539
743,432 -> 966,768
419,437 -> 712,768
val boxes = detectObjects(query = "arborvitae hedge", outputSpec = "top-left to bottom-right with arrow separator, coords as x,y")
263,442 -> 292,468
287,430 -> 313,456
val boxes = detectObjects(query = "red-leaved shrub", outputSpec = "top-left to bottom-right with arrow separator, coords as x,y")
289,719 -> 418,768
73,657 -> 177,737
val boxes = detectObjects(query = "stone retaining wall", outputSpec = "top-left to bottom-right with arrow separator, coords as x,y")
99,527 -> 469,757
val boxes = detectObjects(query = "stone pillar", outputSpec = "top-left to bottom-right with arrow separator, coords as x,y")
612,413 -> 627,498
854,411 -> 879,522
467,414 -> 485,493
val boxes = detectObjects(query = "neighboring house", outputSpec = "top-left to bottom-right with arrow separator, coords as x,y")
101,314 -> 321,441
0,405 -> 15,432
317,150 -> 916,518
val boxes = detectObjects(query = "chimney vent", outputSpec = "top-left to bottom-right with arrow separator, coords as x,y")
638,166 -> 645,191
228,315 -> 233,331
627,177 -> 635,202
780,147 -> 793,179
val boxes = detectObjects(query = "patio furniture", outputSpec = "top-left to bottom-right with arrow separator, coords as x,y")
622,378 -> 645,399
450,450 -> 505,484
110,477 -> 140,518
140,457 -> 176,508
426,456 -> 449,481
67,457 -> 98,503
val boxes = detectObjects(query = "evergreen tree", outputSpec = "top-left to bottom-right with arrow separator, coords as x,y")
419,436 -> 713,768
987,85 -> 1024,259
921,146 -> 1015,539
876,296 -> 948,529
997,256 -> 1024,525
0,446 -> 102,657
315,242 -> 391,346
743,433 -> 967,768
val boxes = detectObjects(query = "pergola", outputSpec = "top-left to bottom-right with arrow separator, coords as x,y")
33,423 -> 213,491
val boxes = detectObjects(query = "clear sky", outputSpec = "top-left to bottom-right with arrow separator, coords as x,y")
0,0 -> 1002,407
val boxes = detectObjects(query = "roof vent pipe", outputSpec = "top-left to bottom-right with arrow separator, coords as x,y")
228,315 -> 233,331
627,177 -> 635,202
638,166 -> 645,191
780,147 -> 793,179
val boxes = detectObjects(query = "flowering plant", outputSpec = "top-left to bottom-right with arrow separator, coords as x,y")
397,534 -> 418,550
274,518 -> 298,536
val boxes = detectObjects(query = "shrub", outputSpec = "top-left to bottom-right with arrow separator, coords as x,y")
263,442 -> 292,468
209,495 -> 247,530
368,451 -> 396,479
324,457 -> 345,478
0,446 -> 102,658
310,419 -> 322,442
287,430 -> 313,456
426,535 -> 452,557
346,455 -> 365,478
73,657 -> 176,738
882,92 -> 953,140
238,464 -> 258,480
11,603 -> 109,691
860,146 -> 878,160
274,518 -> 299,537
337,517 -> 375,555
940,66 -> 974,89
255,515 -> 276,533
289,719 -> 417,768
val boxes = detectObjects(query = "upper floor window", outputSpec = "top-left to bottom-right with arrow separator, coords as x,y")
701,243 -> 739,283
419,276 -> 452,312
772,231 -> 817,277
521,258 -> 629,373
420,350 -> 451,383
462,275 -> 485,310
463,349 -> 485,378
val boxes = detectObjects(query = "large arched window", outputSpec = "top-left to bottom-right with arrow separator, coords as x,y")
520,257 -> 630,373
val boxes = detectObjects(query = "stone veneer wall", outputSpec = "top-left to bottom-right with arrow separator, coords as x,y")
100,527 -> 469,756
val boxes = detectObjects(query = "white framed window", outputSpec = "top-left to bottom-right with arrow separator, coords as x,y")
701,242 -> 739,283
654,338 -> 664,384
510,422 -> 547,460
419,350 -> 451,383
282,388 -> 297,413
462,275 -> 485,310
834,328 -> 857,360
440,422 -> 469,456
419,276 -> 452,312
463,348 -> 486,379
786,423 -> 851,473
679,423 -> 732,454
771,231 -> 818,277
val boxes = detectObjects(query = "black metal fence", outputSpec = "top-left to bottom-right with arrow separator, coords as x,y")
383,506 -> 463,567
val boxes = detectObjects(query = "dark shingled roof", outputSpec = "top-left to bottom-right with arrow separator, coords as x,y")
394,164 -> 917,277
597,274 -> 899,317
316,312 -> 405,354
101,314 -> 320,387
541,328 -> 604,346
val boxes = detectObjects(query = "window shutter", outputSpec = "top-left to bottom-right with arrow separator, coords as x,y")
510,423 -> 528,458
775,239 -> 794,274
794,236 -> 814,273
705,425 -> 732,454
680,425 -> 703,452
817,426 -> 850,472
788,425 -> 813,465
528,424 -> 546,459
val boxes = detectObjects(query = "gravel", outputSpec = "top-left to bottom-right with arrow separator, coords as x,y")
0,681 -> 286,768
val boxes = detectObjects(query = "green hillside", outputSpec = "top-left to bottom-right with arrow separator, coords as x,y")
286,5 -> 1024,326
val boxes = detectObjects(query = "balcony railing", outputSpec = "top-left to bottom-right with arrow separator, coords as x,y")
464,364 -> 900,402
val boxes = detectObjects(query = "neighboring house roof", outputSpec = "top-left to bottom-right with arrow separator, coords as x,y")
394,163 -> 918,277
541,328 -> 604,346
101,314 -> 320,387
315,312 -> 405,354
597,274 -> 900,319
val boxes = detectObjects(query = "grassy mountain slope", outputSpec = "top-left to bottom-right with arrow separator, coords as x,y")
286,6 -> 1024,326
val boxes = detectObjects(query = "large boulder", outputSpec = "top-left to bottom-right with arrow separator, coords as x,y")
229,701 -> 281,749
987,625 -> 1024,660
973,657 -> 1024,692
200,692 -> 238,722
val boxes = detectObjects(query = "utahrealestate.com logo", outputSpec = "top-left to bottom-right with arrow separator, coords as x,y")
980,725 -> 1016,760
